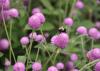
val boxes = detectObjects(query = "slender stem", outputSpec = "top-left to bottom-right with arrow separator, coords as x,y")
35,48 -> 40,61
81,36 -> 86,60
91,39 -> 94,49
1,6 -> 16,62
53,49 -> 60,64
79,59 -> 100,71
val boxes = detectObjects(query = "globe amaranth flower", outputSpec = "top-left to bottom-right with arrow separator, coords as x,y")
56,62 -> 64,70
34,34 -> 46,43
13,62 -> 25,71
70,53 -> 78,62
4,59 -> 11,71
47,66 -> 58,71
0,0 -> 10,10
51,33 -> 69,48
76,26 -> 87,35
0,10 -> 10,20
8,8 -> 19,18
72,69 -> 79,71
0,39 -> 9,50
20,36 -> 29,45
32,62 -> 42,71
29,32 -> 37,39
95,21 -> 100,29
75,1 -> 84,9
95,62 -> 100,71
66,61 -> 74,70
64,17 -> 74,27
32,8 -> 42,15
87,48 -> 100,61
88,28 -> 100,40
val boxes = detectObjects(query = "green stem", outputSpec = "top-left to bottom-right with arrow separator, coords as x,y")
79,59 -> 100,71
35,48 -> 40,61
1,6 -> 16,63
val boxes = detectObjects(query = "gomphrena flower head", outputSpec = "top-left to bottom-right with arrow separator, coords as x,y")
13,62 -> 25,71
20,36 -> 29,45
88,28 -> 100,39
95,62 -> 100,71
75,1 -> 84,9
4,59 -> 11,67
29,32 -> 37,39
34,34 -> 46,43
8,8 -> 19,18
32,62 -> 42,71
0,0 -> 10,10
34,13 -> 45,23
66,61 -> 74,70
47,66 -> 58,71
76,26 -> 87,35
95,21 -> 100,29
70,53 -> 78,62
28,15 -> 41,29
51,33 -> 69,48
32,8 -> 42,15
56,62 -> 64,70
0,39 -> 9,50
64,17 -> 74,27
0,10 -> 10,20
87,48 -> 100,61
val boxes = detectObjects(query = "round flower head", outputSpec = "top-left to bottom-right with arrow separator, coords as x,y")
64,17 -> 74,27
4,59 -> 11,67
51,33 -> 69,48
66,61 -> 74,70
95,21 -> 100,29
91,48 -> 100,59
32,8 -> 41,15
47,66 -> 58,71
88,28 -> 99,39
76,26 -> 87,35
0,39 -> 9,50
29,32 -> 37,39
32,62 -> 42,71
13,62 -> 25,71
28,15 -> 41,29
8,8 -> 19,18
56,62 -> 64,70
70,53 -> 78,62
75,1 -> 84,9
34,35 -> 46,43
34,13 -> 45,23
95,62 -> 100,71
0,10 -> 10,20
20,36 -> 29,45
0,0 -> 10,9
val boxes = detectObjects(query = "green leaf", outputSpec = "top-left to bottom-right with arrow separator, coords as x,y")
17,56 -> 26,63
0,52 -> 4,57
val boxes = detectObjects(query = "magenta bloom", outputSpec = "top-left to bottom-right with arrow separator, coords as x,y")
34,13 -> 45,23
32,62 -> 42,71
51,33 -> 69,48
20,36 -> 29,45
66,61 -> 74,70
32,8 -> 41,15
0,0 -> 10,9
87,48 -> 100,61
64,17 -> 74,27
88,28 -> 99,39
72,69 -> 79,71
29,32 -> 37,39
95,21 -> 100,29
75,1 -> 84,9
76,26 -> 87,35
34,34 -> 46,43
95,62 -> 100,71
8,8 -> 19,18
47,66 -> 58,71
28,15 -> 41,29
70,53 -> 78,62
13,62 -> 25,71
56,62 -> 64,70
0,39 -> 9,50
